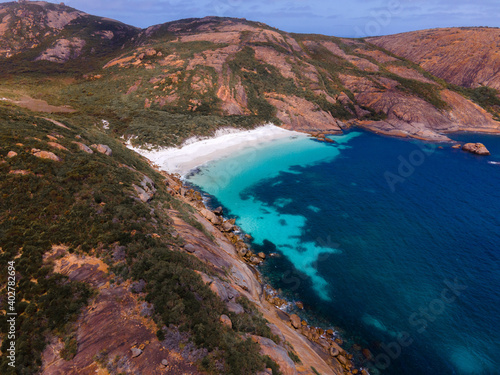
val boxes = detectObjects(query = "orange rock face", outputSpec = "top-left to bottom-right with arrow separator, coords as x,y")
370,28 -> 500,90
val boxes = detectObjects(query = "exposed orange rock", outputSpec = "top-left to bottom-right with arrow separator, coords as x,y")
370,27 -> 500,89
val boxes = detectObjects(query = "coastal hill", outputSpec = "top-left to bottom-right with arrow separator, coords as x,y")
1,2 -> 500,374
1,1 -> 500,146
369,27 -> 500,90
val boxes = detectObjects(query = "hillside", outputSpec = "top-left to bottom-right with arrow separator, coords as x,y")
0,3 -> 499,145
369,27 -> 500,90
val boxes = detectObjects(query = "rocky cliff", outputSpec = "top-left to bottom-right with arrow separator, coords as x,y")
369,27 -> 500,90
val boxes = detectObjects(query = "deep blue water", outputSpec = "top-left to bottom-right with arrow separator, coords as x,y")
188,131 -> 500,375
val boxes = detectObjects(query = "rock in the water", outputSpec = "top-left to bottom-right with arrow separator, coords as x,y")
462,142 -> 490,155
250,256 -> 262,265
452,144 -> 461,149
72,141 -> 93,154
330,346 -> 340,357
131,347 -> 143,358
290,314 -> 301,329
213,206 -> 223,215
95,144 -> 112,156
219,314 -> 232,329
221,221 -> 235,232
257,252 -> 266,260
31,149 -> 61,162
362,348 -> 373,360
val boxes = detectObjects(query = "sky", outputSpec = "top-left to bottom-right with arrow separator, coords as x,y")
12,0 -> 500,37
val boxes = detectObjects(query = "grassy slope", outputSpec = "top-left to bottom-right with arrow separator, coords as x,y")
0,103 -> 280,374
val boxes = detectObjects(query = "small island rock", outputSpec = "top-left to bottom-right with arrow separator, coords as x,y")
462,143 -> 490,155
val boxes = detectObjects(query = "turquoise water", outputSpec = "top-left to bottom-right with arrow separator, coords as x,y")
187,131 -> 500,375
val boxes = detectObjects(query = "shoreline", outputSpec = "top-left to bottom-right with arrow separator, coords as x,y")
128,124 -> 308,177
155,170 -> 365,375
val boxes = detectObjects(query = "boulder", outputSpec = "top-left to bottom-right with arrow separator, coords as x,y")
250,256 -> 262,265
219,314 -> 232,329
330,346 -> 340,357
337,355 -> 348,366
131,347 -> 143,358
330,341 -> 345,356
72,141 -> 93,154
7,151 -> 17,158
362,348 -> 373,360
462,142 -> 490,155
95,144 -> 112,156
290,314 -> 301,329
133,184 -> 152,202
222,221 -> 235,232
184,243 -> 197,253
213,206 -> 223,215
47,142 -> 68,151
200,208 -> 222,225
257,252 -> 266,260
31,149 -> 61,162
452,144 -> 461,149
226,301 -> 244,314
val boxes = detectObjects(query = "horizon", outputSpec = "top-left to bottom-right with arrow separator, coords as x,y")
1,0 -> 499,38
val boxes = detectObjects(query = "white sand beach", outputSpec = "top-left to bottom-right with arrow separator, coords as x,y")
128,124 -> 307,176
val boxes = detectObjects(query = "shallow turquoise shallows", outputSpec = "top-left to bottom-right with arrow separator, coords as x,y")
187,131 -> 500,375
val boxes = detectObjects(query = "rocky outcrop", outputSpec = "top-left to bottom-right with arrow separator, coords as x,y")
369,28 -> 500,90
266,94 -> 343,133
35,37 -> 86,63
462,143 -> 491,155
92,144 -> 112,156
72,141 -> 93,154
31,149 -> 61,162
133,175 -> 156,202
251,336 -> 298,375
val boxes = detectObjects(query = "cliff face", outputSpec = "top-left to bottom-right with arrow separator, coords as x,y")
369,27 -> 500,90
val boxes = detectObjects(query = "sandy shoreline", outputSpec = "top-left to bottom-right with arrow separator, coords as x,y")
128,124 -> 307,176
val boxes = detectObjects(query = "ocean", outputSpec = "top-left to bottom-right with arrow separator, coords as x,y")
187,130 -> 500,375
